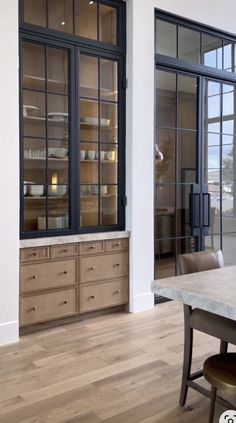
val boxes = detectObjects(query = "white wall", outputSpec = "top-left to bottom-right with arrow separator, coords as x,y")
0,0 -> 19,346
126,0 -> 236,312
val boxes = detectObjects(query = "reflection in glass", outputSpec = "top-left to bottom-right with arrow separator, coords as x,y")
75,0 -> 97,40
80,143 -> 98,185
80,55 -> 99,99
222,234 -> 236,265
206,133 -> 220,146
101,144 -> 118,185
24,0 -> 46,27
80,99 -> 99,142
48,0 -> 73,33
24,139 -> 46,184
156,129 -> 175,184
80,185 -> 99,227
156,70 -> 176,128
47,47 -> 68,94
205,81 -> 221,120
23,90 -> 46,138
47,94 -> 68,139
178,27 -> 200,64
24,197 -> 46,232
178,132 -> 197,183
203,34 -> 223,69
99,4 -> 117,45
224,41 -> 233,72
178,75 -> 197,130
156,19 -> 177,57
176,185 -> 192,238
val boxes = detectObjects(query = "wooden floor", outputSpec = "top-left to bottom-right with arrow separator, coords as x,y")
0,302 -> 234,423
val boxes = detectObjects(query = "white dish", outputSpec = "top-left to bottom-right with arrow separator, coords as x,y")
48,147 -> 68,158
80,117 -> 110,127
28,184 -> 44,197
23,105 -> 38,117
48,185 -> 67,196
48,112 -> 68,121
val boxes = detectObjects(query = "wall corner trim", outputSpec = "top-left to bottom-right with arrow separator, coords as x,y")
0,321 -> 19,347
129,292 -> 154,313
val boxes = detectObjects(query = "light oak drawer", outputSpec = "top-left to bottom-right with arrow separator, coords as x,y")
105,238 -> 129,252
80,252 -> 129,283
20,288 -> 76,326
20,247 -> 49,263
50,244 -> 78,259
79,241 -> 104,255
80,279 -> 129,313
20,259 -> 77,293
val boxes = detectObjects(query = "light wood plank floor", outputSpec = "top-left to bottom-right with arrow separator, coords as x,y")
0,302 -> 234,423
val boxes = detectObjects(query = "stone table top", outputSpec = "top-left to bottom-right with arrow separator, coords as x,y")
151,266 -> 236,321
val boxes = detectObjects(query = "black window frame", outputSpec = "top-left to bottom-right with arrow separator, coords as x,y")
19,0 -> 126,239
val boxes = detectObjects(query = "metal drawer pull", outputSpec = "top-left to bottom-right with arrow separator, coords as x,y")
115,290 -> 121,294
114,263 -> 120,267
90,295 -> 95,299
62,249 -> 68,253
89,266 -> 95,270
32,306 -> 37,311
33,275 -> 38,279
63,300 -> 68,304
90,245 -> 96,249
116,242 -> 121,247
63,271 -> 68,275
32,252 -> 37,257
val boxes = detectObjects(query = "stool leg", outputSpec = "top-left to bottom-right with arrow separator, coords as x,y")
220,340 -> 228,353
180,306 -> 193,406
209,387 -> 217,423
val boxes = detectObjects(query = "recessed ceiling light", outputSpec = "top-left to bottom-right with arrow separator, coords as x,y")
61,21 -> 66,26
89,1 -> 94,4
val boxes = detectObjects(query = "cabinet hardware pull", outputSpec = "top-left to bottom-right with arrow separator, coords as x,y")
33,275 -> 38,279
116,242 -> 121,246
32,252 -> 37,256
90,266 -> 95,270
115,263 -> 120,267
90,245 -> 96,249
115,290 -> 121,294
62,249 -> 68,253
90,295 -> 95,299
63,271 -> 68,275
32,306 -> 37,311
63,300 -> 68,304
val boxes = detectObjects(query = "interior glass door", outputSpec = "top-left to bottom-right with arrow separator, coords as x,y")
155,69 -> 200,286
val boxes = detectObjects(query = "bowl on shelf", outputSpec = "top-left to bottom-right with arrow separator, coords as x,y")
23,105 -> 38,117
80,117 -> 110,127
48,185 -> 67,196
28,184 -> 44,197
48,147 -> 68,158
48,112 -> 68,122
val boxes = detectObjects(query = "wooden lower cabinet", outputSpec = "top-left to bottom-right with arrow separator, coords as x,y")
20,288 -> 77,326
20,237 -> 129,328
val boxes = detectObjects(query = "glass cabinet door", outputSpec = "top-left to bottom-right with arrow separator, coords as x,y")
79,53 -> 118,228
22,41 -> 71,234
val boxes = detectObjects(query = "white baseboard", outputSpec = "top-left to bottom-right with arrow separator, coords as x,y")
0,321 -> 19,347
129,292 -> 154,313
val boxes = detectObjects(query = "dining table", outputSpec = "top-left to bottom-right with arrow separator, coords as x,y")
151,265 -> 236,409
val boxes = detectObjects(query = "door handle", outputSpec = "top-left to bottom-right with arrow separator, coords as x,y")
190,192 -> 201,234
203,193 -> 211,228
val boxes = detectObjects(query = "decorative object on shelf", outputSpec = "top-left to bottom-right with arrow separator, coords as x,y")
80,117 -> 110,127
80,150 -> 86,160
23,105 -> 38,117
48,185 -> 67,197
28,184 -> 45,197
48,112 -> 68,122
87,150 -> 96,160
155,143 -> 164,161
101,185 -> 108,196
106,150 -> 116,161
48,147 -> 68,158
101,151 -> 106,160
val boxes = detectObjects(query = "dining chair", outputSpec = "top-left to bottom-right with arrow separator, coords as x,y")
178,249 -> 236,406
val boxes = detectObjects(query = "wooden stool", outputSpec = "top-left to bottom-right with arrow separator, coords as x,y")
203,353 -> 236,423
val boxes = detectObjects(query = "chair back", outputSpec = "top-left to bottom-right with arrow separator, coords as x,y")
178,250 -> 224,275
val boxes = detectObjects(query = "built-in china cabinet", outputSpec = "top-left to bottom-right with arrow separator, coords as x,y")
19,0 -> 126,239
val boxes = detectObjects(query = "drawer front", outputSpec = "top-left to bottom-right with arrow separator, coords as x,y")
80,252 -> 129,283
80,279 -> 129,313
79,241 -> 104,256
105,238 -> 129,252
20,288 -> 76,326
50,244 -> 78,259
20,247 -> 49,263
20,259 -> 77,293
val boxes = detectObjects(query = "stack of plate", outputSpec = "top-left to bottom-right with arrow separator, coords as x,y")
38,215 -> 69,230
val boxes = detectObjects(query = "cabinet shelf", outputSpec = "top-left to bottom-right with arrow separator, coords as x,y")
24,116 -> 68,126
24,157 -> 68,162
80,160 -> 117,163
23,74 -> 67,90
24,196 -> 67,200
81,194 -> 117,199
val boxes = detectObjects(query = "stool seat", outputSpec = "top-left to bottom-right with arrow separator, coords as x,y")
204,353 -> 236,393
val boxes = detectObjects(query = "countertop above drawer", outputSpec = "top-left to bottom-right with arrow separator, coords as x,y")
20,231 -> 130,249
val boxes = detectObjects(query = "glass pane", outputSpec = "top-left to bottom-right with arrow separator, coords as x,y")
155,185 -> 175,214
156,70 -> 176,128
24,138 -> 46,184
100,103 -> 118,143
155,243 -> 175,279
101,144 -> 118,185
224,41 -> 233,72
101,185 -> 118,225
222,184 -> 235,232
100,59 -> 118,102
206,133 -> 220,147
24,0 -> 46,27
176,185 -> 192,238
207,145 -> 220,169
23,90 -> 46,138
80,142 -> 98,185
80,185 -> 99,227
47,197 -> 69,229
156,19 -> 177,57
156,128 -> 175,184
47,47 -> 68,94
99,4 -> 117,45
176,237 -> 197,258
23,42 -> 45,91
48,157 -> 69,187
47,94 -> 68,139
80,99 -> 99,142
24,197 -> 46,232
205,81 -> 221,125
178,27 -> 200,64
75,0 -> 97,40
80,55 -> 99,99
205,233 -> 221,251
155,211 -> 175,240
48,0 -> 73,33
178,75 -> 197,130
202,34 -> 223,69
178,132 -> 197,183
222,233 -> 236,265
223,84 -> 235,124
